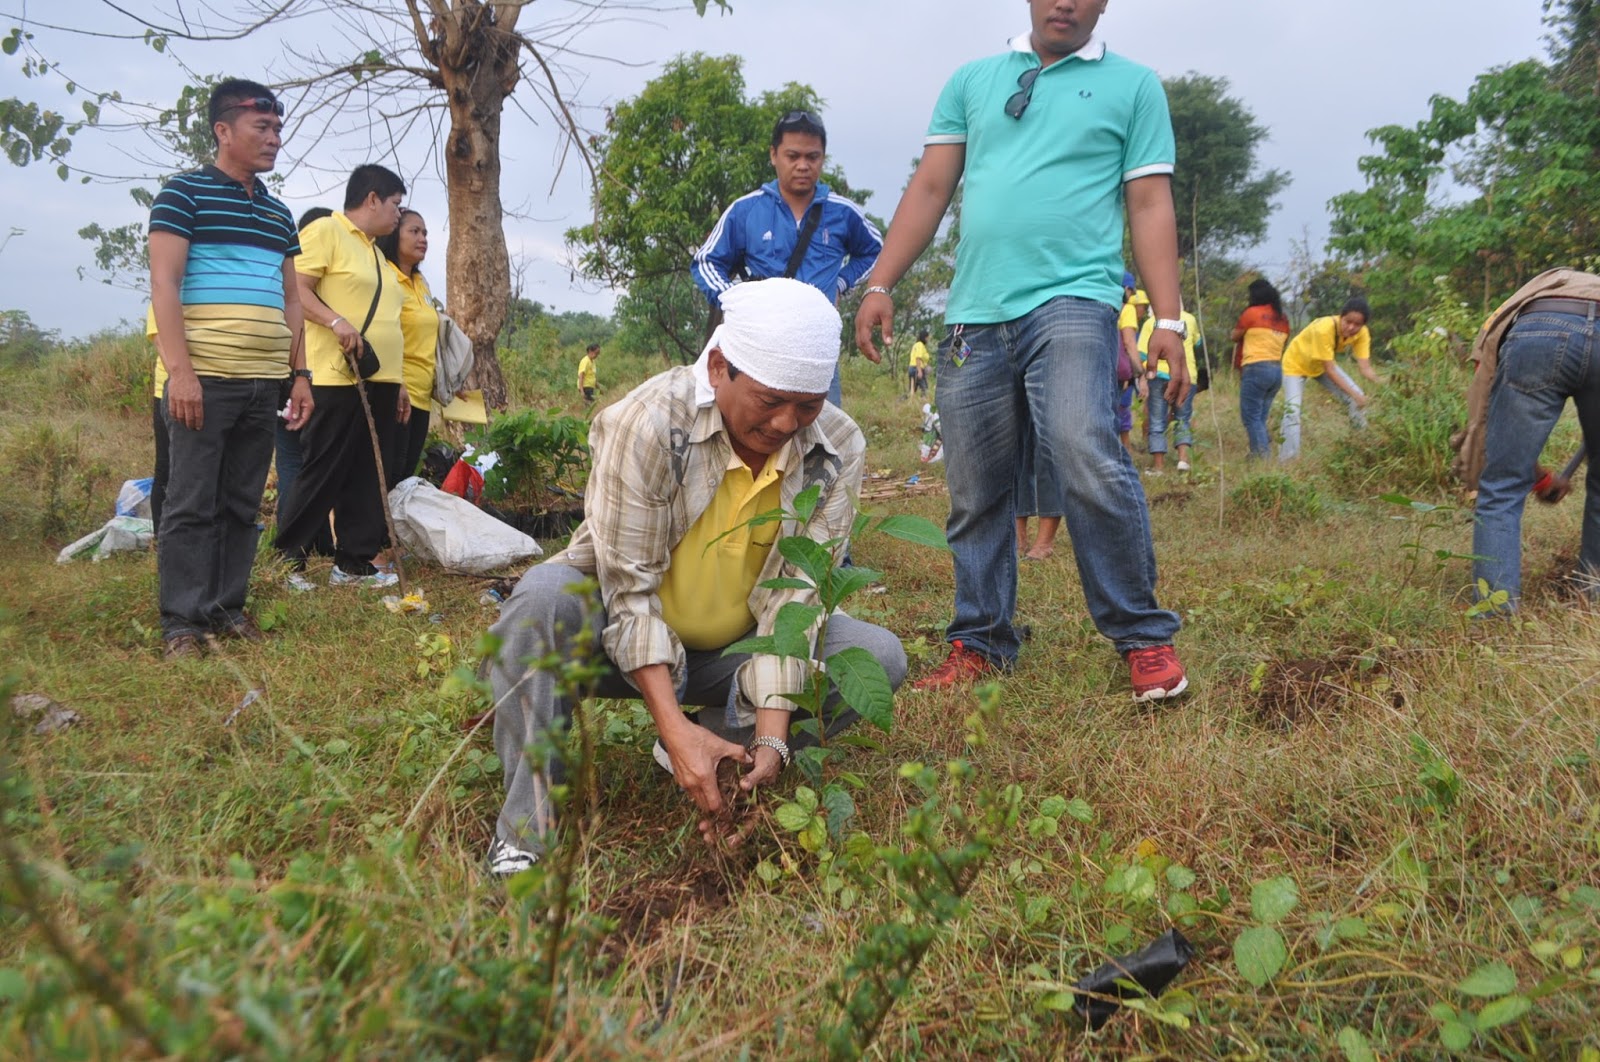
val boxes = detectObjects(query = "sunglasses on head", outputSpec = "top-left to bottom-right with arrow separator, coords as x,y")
777,109 -> 822,128
221,96 -> 285,119
1005,67 -> 1041,120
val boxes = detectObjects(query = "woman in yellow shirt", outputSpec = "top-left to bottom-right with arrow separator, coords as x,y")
377,209 -> 440,485
1279,296 -> 1379,462
1230,278 -> 1291,459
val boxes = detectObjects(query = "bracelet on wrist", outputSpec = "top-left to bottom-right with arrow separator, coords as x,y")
749,735 -> 791,769
864,285 -> 892,300
329,316 -> 346,329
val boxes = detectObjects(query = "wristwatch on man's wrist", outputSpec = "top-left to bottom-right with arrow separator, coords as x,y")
291,368 -> 313,382
1153,317 -> 1188,338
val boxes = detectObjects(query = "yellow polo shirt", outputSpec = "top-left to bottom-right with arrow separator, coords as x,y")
1138,310 -> 1200,379
577,354 -> 597,390
1117,296 -> 1148,333
296,212 -> 406,386
1283,315 -> 1371,379
657,448 -> 785,651
392,263 -> 440,407
147,305 -> 166,398
909,341 -> 930,369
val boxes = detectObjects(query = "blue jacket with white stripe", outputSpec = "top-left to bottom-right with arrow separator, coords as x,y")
692,180 -> 882,307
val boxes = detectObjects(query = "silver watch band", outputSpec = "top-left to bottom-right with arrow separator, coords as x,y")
1154,317 -> 1187,336
749,735 -> 791,768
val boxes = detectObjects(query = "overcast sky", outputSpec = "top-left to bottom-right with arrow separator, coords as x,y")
0,0 -> 1553,338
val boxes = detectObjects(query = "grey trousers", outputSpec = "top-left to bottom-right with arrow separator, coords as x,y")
158,377 -> 278,639
490,563 -> 909,852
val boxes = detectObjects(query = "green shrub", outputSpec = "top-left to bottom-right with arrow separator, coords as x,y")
1229,472 -> 1327,522
468,407 -> 589,510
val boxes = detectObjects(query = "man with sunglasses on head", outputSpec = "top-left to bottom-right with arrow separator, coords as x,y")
693,110 -> 882,407
856,0 -> 1191,701
148,79 -> 308,660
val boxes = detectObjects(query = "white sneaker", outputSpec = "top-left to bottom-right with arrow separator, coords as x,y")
1177,460 -> 1191,472
286,572 -> 318,593
487,838 -> 540,877
652,739 -> 675,776
329,566 -> 400,589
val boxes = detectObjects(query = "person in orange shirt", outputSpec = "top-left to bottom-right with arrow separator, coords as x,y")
1231,278 -> 1291,458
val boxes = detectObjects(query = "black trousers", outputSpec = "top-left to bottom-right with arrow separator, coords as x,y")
385,407 -> 431,489
275,381 -> 399,573
151,397 -> 169,534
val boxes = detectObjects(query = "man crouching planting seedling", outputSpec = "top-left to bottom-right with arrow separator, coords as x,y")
482,279 -> 918,875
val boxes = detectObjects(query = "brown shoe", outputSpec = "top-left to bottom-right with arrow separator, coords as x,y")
163,633 -> 206,660
911,640 -> 998,692
217,613 -> 268,643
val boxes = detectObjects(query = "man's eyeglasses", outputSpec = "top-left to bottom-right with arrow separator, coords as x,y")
221,96 -> 285,119
1004,67 -> 1041,120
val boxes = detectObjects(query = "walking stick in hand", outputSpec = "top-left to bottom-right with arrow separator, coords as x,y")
347,351 -> 409,597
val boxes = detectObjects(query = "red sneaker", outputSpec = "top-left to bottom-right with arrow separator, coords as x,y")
1126,645 -> 1189,702
912,640 -> 997,691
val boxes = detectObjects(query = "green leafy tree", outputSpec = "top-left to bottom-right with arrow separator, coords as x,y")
1327,0 -> 1600,328
567,53 -> 867,363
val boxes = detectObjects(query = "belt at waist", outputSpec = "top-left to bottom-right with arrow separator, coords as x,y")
1520,296 -> 1598,318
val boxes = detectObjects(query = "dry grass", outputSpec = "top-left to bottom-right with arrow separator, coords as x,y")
2,340 -> 1598,1059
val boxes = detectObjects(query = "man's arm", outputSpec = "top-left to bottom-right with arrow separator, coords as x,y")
631,662 -> 750,839
294,271 -> 362,356
281,257 -> 313,430
691,199 -> 747,307
149,231 -> 202,430
1126,175 -> 1189,404
855,143 -> 966,361
835,199 -> 884,295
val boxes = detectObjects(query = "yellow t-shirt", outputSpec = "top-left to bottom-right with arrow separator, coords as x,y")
1117,295 -> 1149,334
296,212 -> 406,386
392,263 -> 440,407
1138,310 -> 1200,379
577,354 -> 597,390
1282,316 -> 1371,379
908,341 -> 930,369
147,305 -> 166,398
657,449 -> 784,651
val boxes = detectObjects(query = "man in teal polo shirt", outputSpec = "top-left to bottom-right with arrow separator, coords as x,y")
856,0 -> 1191,701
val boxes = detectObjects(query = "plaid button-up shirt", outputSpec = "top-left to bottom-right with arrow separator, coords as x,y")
553,366 -> 865,720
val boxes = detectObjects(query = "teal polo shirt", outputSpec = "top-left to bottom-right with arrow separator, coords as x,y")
927,34 -> 1174,325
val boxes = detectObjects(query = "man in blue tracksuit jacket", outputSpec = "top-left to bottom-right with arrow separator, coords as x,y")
692,110 -> 882,407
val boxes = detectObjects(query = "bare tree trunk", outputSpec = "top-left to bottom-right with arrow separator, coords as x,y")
422,0 -> 519,411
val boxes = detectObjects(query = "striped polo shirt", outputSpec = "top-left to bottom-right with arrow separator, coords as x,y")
148,166 -> 300,378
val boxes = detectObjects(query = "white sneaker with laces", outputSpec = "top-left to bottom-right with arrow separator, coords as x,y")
286,572 -> 318,593
488,838 -> 540,877
330,566 -> 400,589
1177,460 -> 1191,472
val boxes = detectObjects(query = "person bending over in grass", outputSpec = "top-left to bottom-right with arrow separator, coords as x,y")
1278,296 -> 1379,462
1455,268 -> 1600,611
484,279 -> 908,876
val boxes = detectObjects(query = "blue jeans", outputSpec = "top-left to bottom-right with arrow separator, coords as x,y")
1238,361 -> 1283,458
1147,384 -> 1194,455
1279,367 -> 1365,461
1014,421 -> 1063,518
937,296 -> 1180,663
1473,309 -> 1600,607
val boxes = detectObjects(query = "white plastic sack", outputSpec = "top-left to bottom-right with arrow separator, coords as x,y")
388,476 -> 542,574
56,515 -> 154,563
116,478 -> 154,520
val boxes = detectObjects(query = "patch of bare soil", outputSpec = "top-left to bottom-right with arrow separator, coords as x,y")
596,756 -> 763,961
1252,655 -> 1403,728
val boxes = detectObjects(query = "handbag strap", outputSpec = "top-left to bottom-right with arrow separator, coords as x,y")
783,201 -> 825,279
360,244 -> 384,335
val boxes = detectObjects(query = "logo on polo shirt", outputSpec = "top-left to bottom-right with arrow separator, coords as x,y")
1079,89 -> 1093,99
761,230 -> 772,242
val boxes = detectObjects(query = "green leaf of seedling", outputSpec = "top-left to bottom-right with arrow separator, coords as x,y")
1233,926 -> 1288,987
791,483 -> 821,524
827,565 -> 881,602
821,785 -> 855,837
1457,960 -> 1517,997
793,785 -> 818,813
1167,891 -> 1199,926
772,600 -> 823,658
875,513 -> 950,551
1166,865 -> 1197,890
758,577 -> 815,591
1064,797 -> 1095,823
851,510 -> 871,539
1336,1026 -> 1378,1062
1251,875 -> 1300,924
723,635 -> 777,657
774,802 -> 814,832
1038,795 -> 1068,819
1438,1018 -> 1474,1052
1474,994 -> 1531,1029
828,646 -> 894,732
778,535 -> 835,588
1334,916 -> 1368,940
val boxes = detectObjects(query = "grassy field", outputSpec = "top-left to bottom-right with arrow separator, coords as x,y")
1,332 -> 1597,1060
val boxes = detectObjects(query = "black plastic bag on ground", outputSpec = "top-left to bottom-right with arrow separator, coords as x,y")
1073,928 -> 1194,1030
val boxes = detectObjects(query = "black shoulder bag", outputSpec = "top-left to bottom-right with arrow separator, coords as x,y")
346,244 -> 384,380
702,201 -> 825,341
